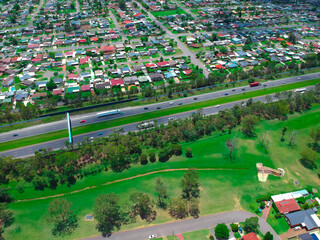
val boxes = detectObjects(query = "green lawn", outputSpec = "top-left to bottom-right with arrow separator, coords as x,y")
182,229 -> 211,240
0,78 -> 319,152
4,106 -> 320,240
266,207 -> 289,235
151,9 -> 187,17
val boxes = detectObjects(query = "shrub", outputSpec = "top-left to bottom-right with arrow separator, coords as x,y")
256,195 -> 271,203
186,147 -> 193,158
158,148 -> 171,162
296,197 -> 306,204
260,201 -> 266,209
140,153 -> 148,165
230,223 -> 238,232
149,152 -> 156,163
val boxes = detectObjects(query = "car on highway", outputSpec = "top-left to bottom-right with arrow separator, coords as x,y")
215,105 -> 220,108
80,120 -> 86,123
282,81 -> 286,84
157,107 -> 161,109
194,97 -> 198,100
97,132 -> 103,136
224,93 -> 229,95
149,234 -> 157,239
178,103 -> 183,105
144,107 -> 148,110
38,148 -> 43,152
263,84 -> 267,87
242,88 -> 245,91
168,117 -> 174,121
89,137 -> 94,140
13,134 -> 19,137
169,102 -> 173,105
298,77 -> 301,80
232,89 -> 236,91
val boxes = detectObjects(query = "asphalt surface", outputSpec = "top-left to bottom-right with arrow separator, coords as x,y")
0,77 -> 317,158
83,210 -> 281,240
28,0 -> 45,28
1,72 -> 319,144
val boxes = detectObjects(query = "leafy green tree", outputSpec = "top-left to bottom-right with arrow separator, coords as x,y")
188,197 -> 200,218
46,79 -> 57,91
288,33 -> 296,44
300,148 -> 318,169
149,152 -> 156,163
215,223 -> 230,239
140,153 -> 148,165
0,187 -> 12,203
281,127 -> 287,142
155,177 -> 167,208
130,192 -> 156,222
241,115 -> 259,137
180,168 -> 200,200
158,148 -> 170,162
230,223 -> 238,232
93,193 -> 124,237
243,217 -> 259,233
310,126 -> 320,145
263,232 -> 273,240
47,198 -> 78,236
186,147 -> 193,158
168,197 -> 188,219
0,203 -> 14,227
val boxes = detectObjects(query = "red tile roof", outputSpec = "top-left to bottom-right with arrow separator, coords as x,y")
183,70 -> 193,75
81,84 -> 91,91
110,78 -> 124,86
243,232 -> 259,240
52,89 -> 63,95
68,73 -> 78,79
157,61 -> 169,67
275,199 -> 301,214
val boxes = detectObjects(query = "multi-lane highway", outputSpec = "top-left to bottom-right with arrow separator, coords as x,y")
1,72 -> 319,144
1,75 -> 318,158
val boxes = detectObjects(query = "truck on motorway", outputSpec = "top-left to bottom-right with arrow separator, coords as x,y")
137,121 -> 155,130
294,88 -> 307,93
97,109 -> 122,118
250,82 -> 260,87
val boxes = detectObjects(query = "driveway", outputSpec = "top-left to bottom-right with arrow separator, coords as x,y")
83,210 -> 281,240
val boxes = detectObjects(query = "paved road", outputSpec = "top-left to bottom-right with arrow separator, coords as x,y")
109,11 -> 127,41
134,0 -> 211,77
83,210 -> 281,240
28,0 -> 45,28
0,80 -> 317,158
1,72 -> 318,145
75,0 -> 80,13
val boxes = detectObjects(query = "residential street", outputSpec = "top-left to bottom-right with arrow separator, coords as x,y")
28,0 -> 44,28
84,210 -> 281,240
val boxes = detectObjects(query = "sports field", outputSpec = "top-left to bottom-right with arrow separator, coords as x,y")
4,106 -> 320,240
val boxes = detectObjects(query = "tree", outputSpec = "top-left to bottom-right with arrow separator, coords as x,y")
46,80 -> 57,91
310,126 -> 320,145
263,232 -> 273,240
243,217 -> 259,233
155,177 -> 167,208
47,198 -> 78,236
230,223 -> 238,232
149,152 -> 156,163
288,33 -> 296,44
0,187 -> 13,203
180,168 -> 200,200
215,223 -> 230,239
225,138 -> 236,159
241,115 -> 259,137
0,203 -> 14,227
130,192 -> 156,222
186,147 -> 193,158
288,131 -> 297,147
188,197 -> 200,218
300,148 -> 318,169
93,193 -> 124,237
140,153 -> 148,165
281,127 -> 287,142
168,197 -> 188,219
158,148 -> 170,162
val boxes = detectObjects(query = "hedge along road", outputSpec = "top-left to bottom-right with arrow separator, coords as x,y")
0,78 -> 319,154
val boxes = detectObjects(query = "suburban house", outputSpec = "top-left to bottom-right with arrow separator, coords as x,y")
285,209 -> 320,231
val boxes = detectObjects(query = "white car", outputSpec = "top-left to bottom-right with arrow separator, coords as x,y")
168,117 -> 174,121
149,234 -> 157,239
169,102 -> 173,105
215,105 -> 220,108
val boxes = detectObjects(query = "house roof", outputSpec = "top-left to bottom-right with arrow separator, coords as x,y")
243,232 -> 259,240
81,84 -> 91,91
299,233 -> 313,240
110,78 -> 124,86
157,61 -> 169,67
285,209 -> 320,230
275,199 -> 301,214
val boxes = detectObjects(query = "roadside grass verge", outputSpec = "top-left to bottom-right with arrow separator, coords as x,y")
266,207 -> 289,235
0,78 -> 319,152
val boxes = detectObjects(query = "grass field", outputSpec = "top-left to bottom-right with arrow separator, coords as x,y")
182,229 -> 211,239
4,105 -> 320,240
1,78 -> 319,152
151,9 -> 187,18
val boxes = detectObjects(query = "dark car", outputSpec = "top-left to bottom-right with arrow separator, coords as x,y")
144,107 -> 148,110
13,134 -> 19,137
38,148 -> 43,152
178,103 -> 183,105
232,89 -> 236,91
97,132 -> 103,136
194,97 -> 198,100
157,107 -> 161,109
225,93 -> 229,95
242,88 -> 245,91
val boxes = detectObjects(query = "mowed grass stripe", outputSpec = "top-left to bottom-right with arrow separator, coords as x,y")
0,78 -> 319,152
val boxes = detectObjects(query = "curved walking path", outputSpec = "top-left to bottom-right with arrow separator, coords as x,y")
15,168 -> 246,202
83,210 -> 281,240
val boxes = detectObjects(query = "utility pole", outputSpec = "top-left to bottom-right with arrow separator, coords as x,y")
67,112 -> 73,144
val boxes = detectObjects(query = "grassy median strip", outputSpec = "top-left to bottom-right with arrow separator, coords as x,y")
1,78 -> 319,152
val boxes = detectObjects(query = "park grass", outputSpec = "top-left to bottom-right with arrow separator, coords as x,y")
182,229 -> 211,240
4,106 -> 320,240
0,78 -> 319,152
151,9 -> 187,17
266,207 -> 289,235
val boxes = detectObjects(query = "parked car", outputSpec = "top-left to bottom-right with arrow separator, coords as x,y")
178,103 -> 183,105
149,234 -> 157,239
13,134 -> 19,137
97,132 -> 103,136
38,148 -> 43,152
294,226 -> 301,231
80,120 -> 85,123
239,227 -> 242,233
215,105 -> 220,108
232,89 -> 236,91
169,102 -> 173,105
194,97 -> 198,100
168,117 -> 174,121
89,137 -> 94,140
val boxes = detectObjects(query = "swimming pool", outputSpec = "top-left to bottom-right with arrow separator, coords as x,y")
312,233 -> 319,240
